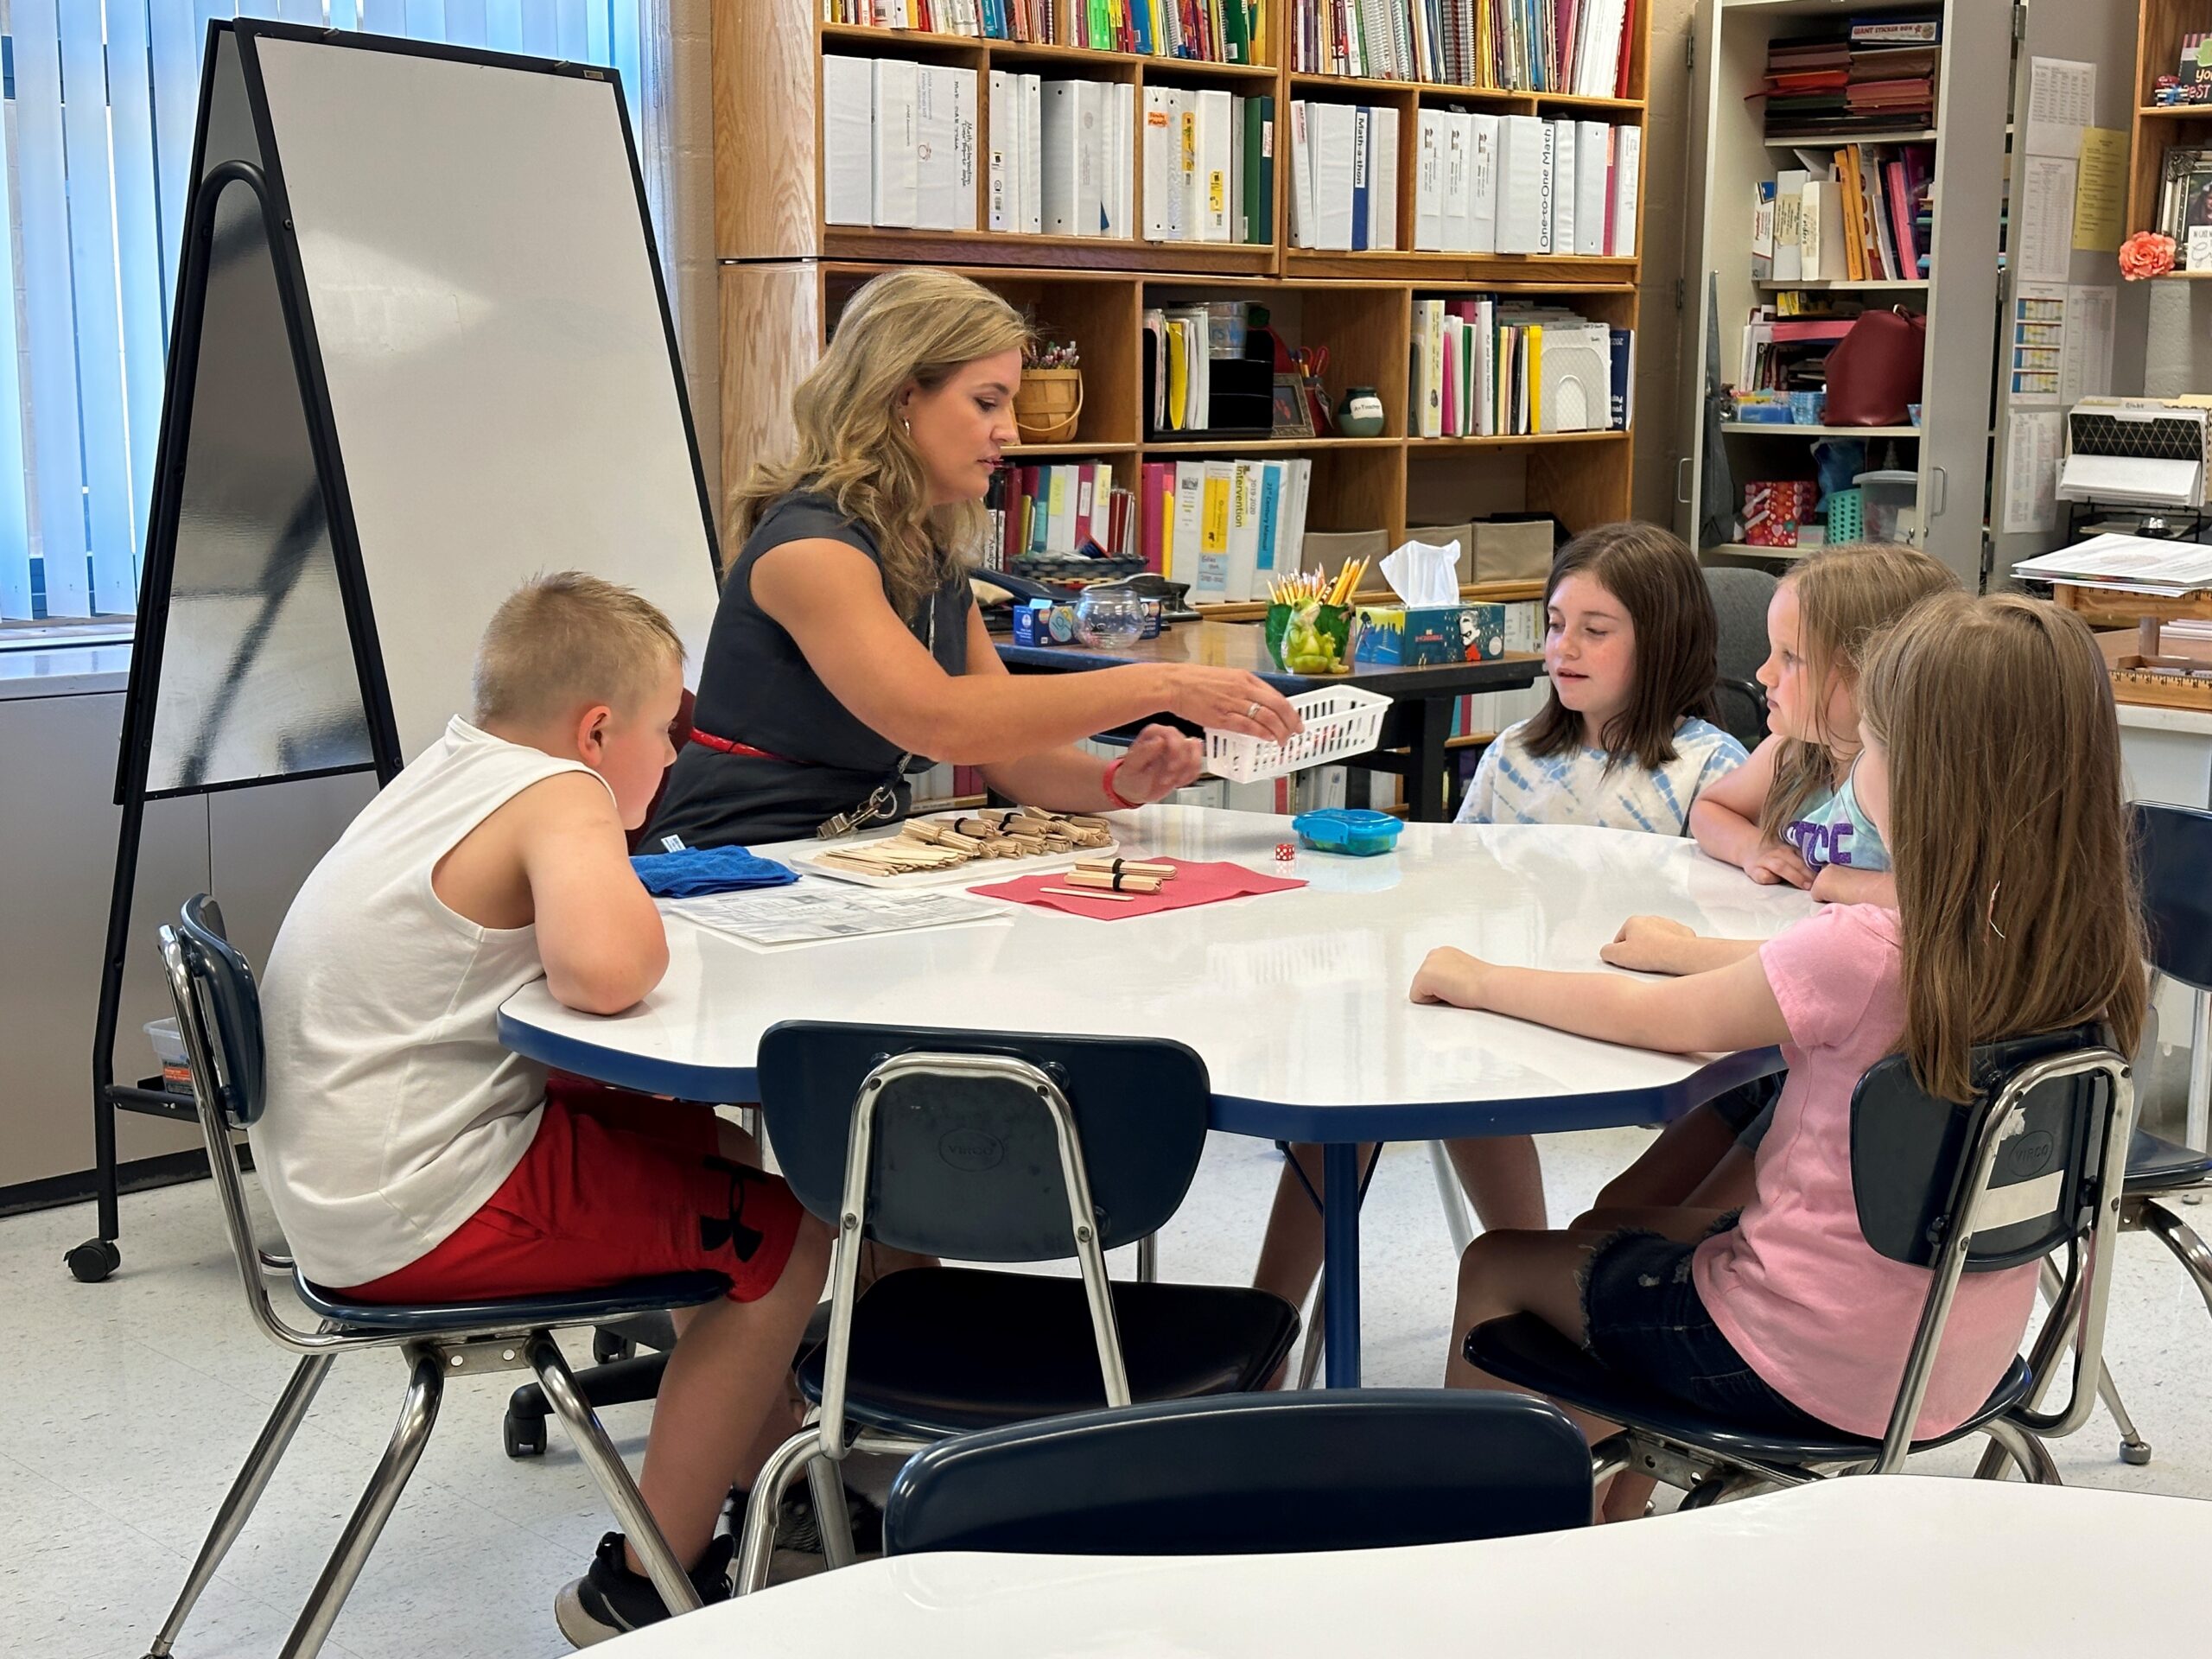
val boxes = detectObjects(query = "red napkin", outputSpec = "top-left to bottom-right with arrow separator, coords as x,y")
968,857 -> 1306,919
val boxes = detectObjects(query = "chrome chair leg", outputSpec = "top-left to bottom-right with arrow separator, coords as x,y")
1428,1140 -> 1476,1255
525,1335 -> 700,1618
736,1428 -> 826,1596
807,1451 -> 858,1570
1294,1273 -> 1325,1390
145,1352 -> 332,1657
2142,1199 -> 2212,1318
277,1351 -> 444,1659
2095,1359 -> 2152,1466
1135,1233 -> 1159,1283
2038,1256 -> 2152,1464
1981,1416 -> 2063,1487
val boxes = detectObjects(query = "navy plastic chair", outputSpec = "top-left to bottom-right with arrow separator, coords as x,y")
2082,804 -> 2212,1466
883,1389 -> 1590,1557
1465,1028 -> 2133,1504
143,898 -> 728,1659
734,1021 -> 1302,1593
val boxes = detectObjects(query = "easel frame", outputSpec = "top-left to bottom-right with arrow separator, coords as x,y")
71,20 -> 718,1284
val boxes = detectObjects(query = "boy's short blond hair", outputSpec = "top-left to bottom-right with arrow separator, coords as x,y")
472,572 -> 684,728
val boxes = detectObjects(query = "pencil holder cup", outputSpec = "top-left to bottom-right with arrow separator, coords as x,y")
1266,601 -> 1357,674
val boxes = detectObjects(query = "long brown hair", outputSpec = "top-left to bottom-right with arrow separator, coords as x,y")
1520,522 -> 1719,772
731,270 -> 1033,619
1758,543 -> 1958,842
1859,594 -> 2146,1103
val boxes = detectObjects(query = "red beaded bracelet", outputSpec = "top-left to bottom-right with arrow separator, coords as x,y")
1102,758 -> 1141,810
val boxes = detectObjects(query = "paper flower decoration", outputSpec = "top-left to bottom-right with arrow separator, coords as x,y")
2120,232 -> 2177,281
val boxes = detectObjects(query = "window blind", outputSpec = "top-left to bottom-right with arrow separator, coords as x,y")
0,1 -> 672,620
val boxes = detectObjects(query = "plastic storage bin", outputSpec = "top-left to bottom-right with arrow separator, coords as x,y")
1204,684 -> 1391,783
1292,808 -> 1405,856
145,1016 -> 192,1094
1852,470 -> 1917,543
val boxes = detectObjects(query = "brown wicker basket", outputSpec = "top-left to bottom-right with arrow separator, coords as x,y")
1014,367 -> 1084,442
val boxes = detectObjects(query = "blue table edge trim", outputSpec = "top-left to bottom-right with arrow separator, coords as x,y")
498,1007 -> 1786,1133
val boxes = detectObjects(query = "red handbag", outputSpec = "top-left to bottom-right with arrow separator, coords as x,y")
1824,308 -> 1926,427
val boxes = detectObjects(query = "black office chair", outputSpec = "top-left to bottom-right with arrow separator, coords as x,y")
883,1389 -> 1591,1557
1465,1027 -> 2133,1505
1705,565 -> 1777,753
144,899 -> 728,1659
732,1020 -> 1303,1593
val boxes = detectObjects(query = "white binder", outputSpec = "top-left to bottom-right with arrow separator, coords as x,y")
822,56 -> 874,226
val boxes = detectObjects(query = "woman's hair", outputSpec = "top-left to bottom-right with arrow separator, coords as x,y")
1520,521 -> 1720,772
1758,543 -> 1958,843
1859,594 -> 2145,1103
730,270 -> 1034,619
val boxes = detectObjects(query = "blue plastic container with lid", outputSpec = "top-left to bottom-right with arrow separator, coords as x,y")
1291,808 -> 1404,857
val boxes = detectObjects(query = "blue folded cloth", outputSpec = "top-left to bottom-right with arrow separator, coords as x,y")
630,845 -> 799,898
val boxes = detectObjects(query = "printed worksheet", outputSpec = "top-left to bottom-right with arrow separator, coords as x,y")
665,884 -> 1010,948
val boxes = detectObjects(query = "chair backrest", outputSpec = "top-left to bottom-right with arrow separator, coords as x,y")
168,894 -> 266,1126
883,1390 -> 1592,1558
1847,1026 -> 2133,1467
2134,802 -> 2212,992
1705,565 -> 1777,751
159,895 -> 290,1340
757,1021 -> 1211,1262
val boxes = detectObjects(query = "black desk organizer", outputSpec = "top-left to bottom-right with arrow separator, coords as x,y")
1143,324 -> 1276,443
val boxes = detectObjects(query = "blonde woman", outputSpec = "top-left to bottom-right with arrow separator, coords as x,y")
1422,594 -> 2145,1516
652,268 -> 1299,849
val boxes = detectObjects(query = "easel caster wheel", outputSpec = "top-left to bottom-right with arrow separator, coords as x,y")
591,1331 -> 635,1366
66,1239 -> 121,1282
504,1409 -> 547,1459
2122,1439 -> 2153,1466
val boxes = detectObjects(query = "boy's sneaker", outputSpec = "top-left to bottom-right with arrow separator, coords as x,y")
555,1530 -> 734,1648
771,1480 -> 885,1555
725,1478 -> 886,1555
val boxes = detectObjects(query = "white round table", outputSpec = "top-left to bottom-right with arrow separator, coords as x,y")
499,807 -> 1816,1382
590,1478 -> 2210,1658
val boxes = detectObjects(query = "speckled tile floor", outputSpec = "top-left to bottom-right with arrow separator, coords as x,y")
6,1122 -> 2209,1658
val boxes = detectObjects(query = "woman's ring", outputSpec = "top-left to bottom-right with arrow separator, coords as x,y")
1246,701 -> 1260,719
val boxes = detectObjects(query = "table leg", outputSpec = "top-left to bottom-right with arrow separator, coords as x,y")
1408,697 -> 1451,823
1321,1142 -> 1363,1387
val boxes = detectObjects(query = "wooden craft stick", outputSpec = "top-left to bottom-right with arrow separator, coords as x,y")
1040,887 -> 1136,902
1077,857 -> 1174,879
1065,868 -> 1162,893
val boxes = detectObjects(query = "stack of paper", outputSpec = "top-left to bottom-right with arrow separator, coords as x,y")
2012,535 -> 2212,597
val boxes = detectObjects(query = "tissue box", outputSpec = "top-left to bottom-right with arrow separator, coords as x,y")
1010,598 -> 1078,645
1356,603 -> 1510,664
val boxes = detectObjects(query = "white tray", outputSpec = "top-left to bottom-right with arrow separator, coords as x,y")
787,823 -> 1121,891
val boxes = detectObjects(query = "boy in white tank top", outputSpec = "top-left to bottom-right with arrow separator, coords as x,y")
255,574 -> 829,1642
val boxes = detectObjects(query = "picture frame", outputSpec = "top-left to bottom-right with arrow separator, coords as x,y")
2159,146 -> 2212,264
1271,372 -> 1316,438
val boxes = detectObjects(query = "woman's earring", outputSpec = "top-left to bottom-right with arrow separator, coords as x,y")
901,416 -> 912,435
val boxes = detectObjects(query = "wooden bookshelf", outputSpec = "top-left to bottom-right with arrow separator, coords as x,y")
2128,0 -> 2212,259
712,1 -> 1649,587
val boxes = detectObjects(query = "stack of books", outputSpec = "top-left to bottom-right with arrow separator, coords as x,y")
1288,0 -> 1636,95
823,60 -> 1140,237
990,461 -> 1135,566
1284,102 -> 1399,250
830,0 -> 1266,64
1137,457 -> 1318,602
1750,142 -> 1932,283
1756,16 -> 1940,141
1408,112 -> 1639,256
1410,298 -> 1632,436
1140,90 -> 1275,245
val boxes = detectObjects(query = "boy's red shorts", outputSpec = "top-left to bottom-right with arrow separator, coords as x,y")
339,1077 -> 805,1306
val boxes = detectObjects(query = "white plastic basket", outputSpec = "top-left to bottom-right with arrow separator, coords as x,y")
1205,684 -> 1392,783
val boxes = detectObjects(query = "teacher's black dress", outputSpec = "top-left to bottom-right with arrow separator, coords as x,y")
648,491 -> 972,849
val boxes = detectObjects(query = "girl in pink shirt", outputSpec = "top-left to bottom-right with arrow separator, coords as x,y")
1414,594 -> 2145,1511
